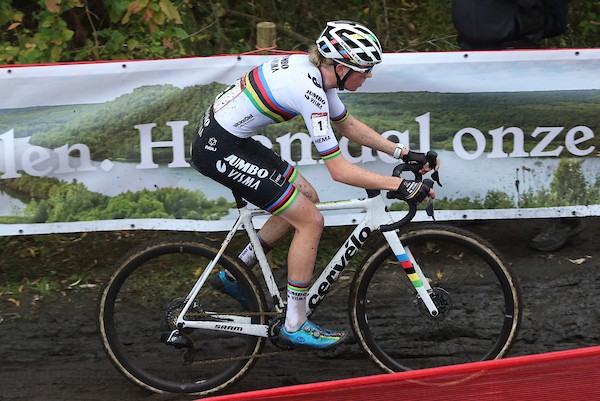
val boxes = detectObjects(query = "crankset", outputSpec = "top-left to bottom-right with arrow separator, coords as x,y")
267,316 -> 294,350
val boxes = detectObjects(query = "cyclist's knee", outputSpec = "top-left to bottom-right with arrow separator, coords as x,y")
308,210 -> 325,232
297,213 -> 324,240
296,204 -> 324,231
284,197 -> 324,233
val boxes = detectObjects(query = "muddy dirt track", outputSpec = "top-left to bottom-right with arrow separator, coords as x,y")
1,217 -> 599,401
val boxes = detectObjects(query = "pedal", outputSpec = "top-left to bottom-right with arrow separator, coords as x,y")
267,316 -> 293,350
161,330 -> 192,349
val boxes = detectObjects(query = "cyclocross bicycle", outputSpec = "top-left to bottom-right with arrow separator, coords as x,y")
97,155 -> 522,396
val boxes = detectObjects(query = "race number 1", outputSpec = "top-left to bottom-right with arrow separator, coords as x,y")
311,112 -> 328,137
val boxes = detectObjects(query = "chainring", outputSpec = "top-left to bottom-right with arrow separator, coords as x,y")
267,316 -> 294,350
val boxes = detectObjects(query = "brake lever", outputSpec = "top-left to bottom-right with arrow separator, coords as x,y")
425,150 -> 442,187
398,150 -> 441,185
431,170 -> 442,187
423,178 -> 436,221
390,152 -> 438,223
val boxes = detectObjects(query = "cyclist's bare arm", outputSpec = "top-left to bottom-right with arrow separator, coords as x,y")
323,153 -> 436,203
323,155 -> 402,191
336,115 -> 441,174
335,115 -> 408,158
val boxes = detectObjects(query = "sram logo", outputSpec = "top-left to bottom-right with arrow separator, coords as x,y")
215,324 -> 243,332
308,227 -> 371,309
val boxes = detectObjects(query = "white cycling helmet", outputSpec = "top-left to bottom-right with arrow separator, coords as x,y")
316,20 -> 383,72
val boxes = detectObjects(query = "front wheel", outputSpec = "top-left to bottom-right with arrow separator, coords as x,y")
350,224 -> 522,372
97,237 -> 267,395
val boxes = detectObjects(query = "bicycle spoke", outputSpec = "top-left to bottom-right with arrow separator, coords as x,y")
351,225 -> 521,372
98,238 -> 266,395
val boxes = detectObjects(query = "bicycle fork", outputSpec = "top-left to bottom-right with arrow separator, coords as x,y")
381,231 -> 439,317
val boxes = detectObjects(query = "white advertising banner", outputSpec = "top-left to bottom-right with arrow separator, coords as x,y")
1,49 -> 599,236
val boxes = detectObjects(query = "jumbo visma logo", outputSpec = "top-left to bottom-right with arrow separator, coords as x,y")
215,154 -> 269,190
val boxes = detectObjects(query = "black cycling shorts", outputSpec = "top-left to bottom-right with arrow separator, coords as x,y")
189,109 -> 299,215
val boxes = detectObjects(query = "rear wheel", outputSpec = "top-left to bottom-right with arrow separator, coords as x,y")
350,224 -> 521,372
97,237 -> 267,395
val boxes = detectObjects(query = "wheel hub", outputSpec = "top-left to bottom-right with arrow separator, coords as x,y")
418,287 -> 452,319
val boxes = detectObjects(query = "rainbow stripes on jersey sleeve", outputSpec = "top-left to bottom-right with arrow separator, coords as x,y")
331,108 -> 349,124
244,67 -> 297,123
319,144 -> 341,160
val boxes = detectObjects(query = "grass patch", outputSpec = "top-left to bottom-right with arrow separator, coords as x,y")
0,225 -> 383,314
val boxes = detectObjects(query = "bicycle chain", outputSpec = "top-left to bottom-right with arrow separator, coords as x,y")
181,346 -> 297,366
180,310 -> 295,365
185,310 -> 280,318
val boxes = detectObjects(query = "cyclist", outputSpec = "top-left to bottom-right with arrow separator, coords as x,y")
190,20 -> 438,350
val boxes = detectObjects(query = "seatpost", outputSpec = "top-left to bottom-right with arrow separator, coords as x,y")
233,192 -> 247,208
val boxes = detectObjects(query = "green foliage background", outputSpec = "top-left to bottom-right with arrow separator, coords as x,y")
23,83 -> 225,160
1,176 -> 232,223
1,0 -> 599,64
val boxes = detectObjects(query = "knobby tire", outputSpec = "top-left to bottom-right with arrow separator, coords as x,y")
97,237 -> 267,395
350,224 -> 522,372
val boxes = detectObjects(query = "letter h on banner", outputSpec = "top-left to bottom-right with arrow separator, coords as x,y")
136,121 -> 190,169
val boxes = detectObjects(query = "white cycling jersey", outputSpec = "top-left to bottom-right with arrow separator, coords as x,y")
212,54 -> 347,161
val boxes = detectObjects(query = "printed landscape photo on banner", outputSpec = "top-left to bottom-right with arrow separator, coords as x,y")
1,50 -> 599,235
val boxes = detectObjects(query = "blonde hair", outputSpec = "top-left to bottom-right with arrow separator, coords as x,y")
308,45 -> 334,68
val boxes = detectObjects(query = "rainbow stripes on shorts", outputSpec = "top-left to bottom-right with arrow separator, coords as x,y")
265,184 -> 299,215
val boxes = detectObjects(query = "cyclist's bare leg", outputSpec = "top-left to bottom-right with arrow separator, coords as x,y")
275,191 -> 324,330
255,174 -> 320,247
234,174 -> 328,332
278,198 -> 323,282
236,174 -> 318,266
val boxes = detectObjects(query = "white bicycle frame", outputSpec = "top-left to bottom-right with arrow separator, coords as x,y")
175,192 -> 438,338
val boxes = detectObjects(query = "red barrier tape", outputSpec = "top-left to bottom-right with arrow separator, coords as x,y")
200,346 -> 600,401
